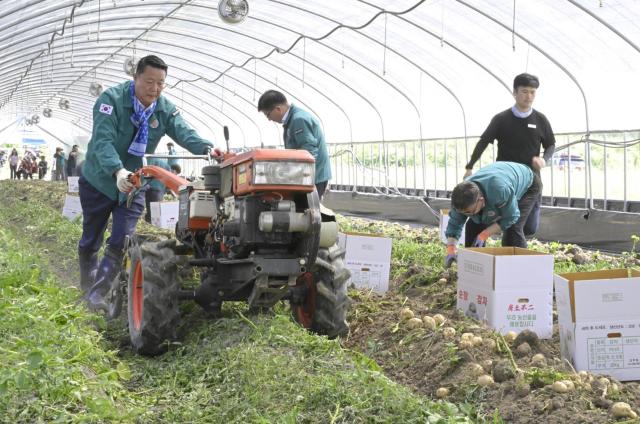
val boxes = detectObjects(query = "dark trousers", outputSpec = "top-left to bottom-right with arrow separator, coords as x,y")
316,181 -> 328,200
78,176 -> 145,256
144,187 -> 165,223
464,173 -> 542,248
9,164 -> 17,179
523,194 -> 541,236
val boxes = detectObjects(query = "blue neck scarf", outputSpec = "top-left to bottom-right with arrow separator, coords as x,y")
128,82 -> 157,157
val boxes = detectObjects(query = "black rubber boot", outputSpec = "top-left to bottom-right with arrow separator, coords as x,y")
78,250 -> 98,295
87,247 -> 123,312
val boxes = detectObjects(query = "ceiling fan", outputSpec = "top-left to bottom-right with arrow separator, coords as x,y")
218,0 -> 249,24
123,57 -> 136,76
59,98 -> 71,110
89,81 -> 103,97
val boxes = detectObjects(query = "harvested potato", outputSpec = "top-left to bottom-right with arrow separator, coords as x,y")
481,359 -> 493,372
435,387 -> 450,398
422,316 -> 437,330
438,278 -> 448,284
470,363 -> 485,377
551,381 -> 568,393
433,314 -> 446,326
530,353 -> 546,367
459,340 -> 473,350
504,331 -> 518,343
611,402 -> 637,419
406,317 -> 423,329
477,375 -> 494,387
442,327 -> 456,339
461,332 -> 475,341
560,380 -> 575,392
472,336 -> 484,347
400,307 -> 414,320
483,338 -> 497,350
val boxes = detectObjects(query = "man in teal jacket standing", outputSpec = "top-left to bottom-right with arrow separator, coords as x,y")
79,55 -> 217,311
257,90 -> 331,199
443,161 -> 541,267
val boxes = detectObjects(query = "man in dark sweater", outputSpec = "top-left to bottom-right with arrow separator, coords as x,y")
463,73 -> 555,239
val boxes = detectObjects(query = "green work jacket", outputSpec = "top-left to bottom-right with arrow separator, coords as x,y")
282,104 -> 331,184
446,161 -> 534,240
83,80 -> 213,201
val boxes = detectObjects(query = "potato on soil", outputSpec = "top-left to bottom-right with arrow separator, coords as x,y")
551,381 -> 568,393
504,331 -> 518,343
458,340 -> 473,350
470,363 -> 485,377
471,336 -> 483,347
436,387 -> 449,399
406,317 -> 423,329
530,353 -> 546,367
422,316 -> 436,330
400,307 -> 414,320
442,327 -> 456,339
477,375 -> 494,387
433,314 -> 446,326
611,402 -> 637,419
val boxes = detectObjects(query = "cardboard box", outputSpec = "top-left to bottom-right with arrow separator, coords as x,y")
67,176 -> 79,193
555,269 -> 640,381
150,201 -> 179,230
456,247 -> 554,338
440,209 -> 465,245
338,232 -> 392,294
62,194 -> 82,220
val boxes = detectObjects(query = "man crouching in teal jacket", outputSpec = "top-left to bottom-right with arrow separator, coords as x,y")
443,161 -> 541,268
79,55 -> 219,312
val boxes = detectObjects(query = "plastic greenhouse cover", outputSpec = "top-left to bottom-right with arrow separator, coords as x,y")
0,0 -> 638,148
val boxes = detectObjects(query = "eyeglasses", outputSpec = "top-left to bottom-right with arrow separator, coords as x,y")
264,107 -> 277,120
459,197 -> 482,216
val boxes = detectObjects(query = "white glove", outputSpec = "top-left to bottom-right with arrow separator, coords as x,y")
115,168 -> 134,193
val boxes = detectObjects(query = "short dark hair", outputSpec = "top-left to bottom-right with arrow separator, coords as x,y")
513,73 -> 539,90
257,90 -> 287,112
451,180 -> 481,211
136,55 -> 168,75
170,163 -> 182,174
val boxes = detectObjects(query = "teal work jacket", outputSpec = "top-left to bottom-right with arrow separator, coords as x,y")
282,104 -> 331,184
82,80 -> 213,201
445,161 -> 534,240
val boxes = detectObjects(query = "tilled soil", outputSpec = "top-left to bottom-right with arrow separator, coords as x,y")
2,179 -> 640,423
342,242 -> 640,422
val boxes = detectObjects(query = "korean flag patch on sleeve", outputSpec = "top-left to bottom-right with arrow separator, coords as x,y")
99,103 -> 113,115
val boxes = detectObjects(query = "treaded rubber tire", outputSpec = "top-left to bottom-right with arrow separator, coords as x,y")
292,244 -> 351,338
127,239 -> 180,356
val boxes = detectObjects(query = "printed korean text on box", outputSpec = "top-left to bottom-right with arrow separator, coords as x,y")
555,268 -> 640,381
456,247 -> 554,339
